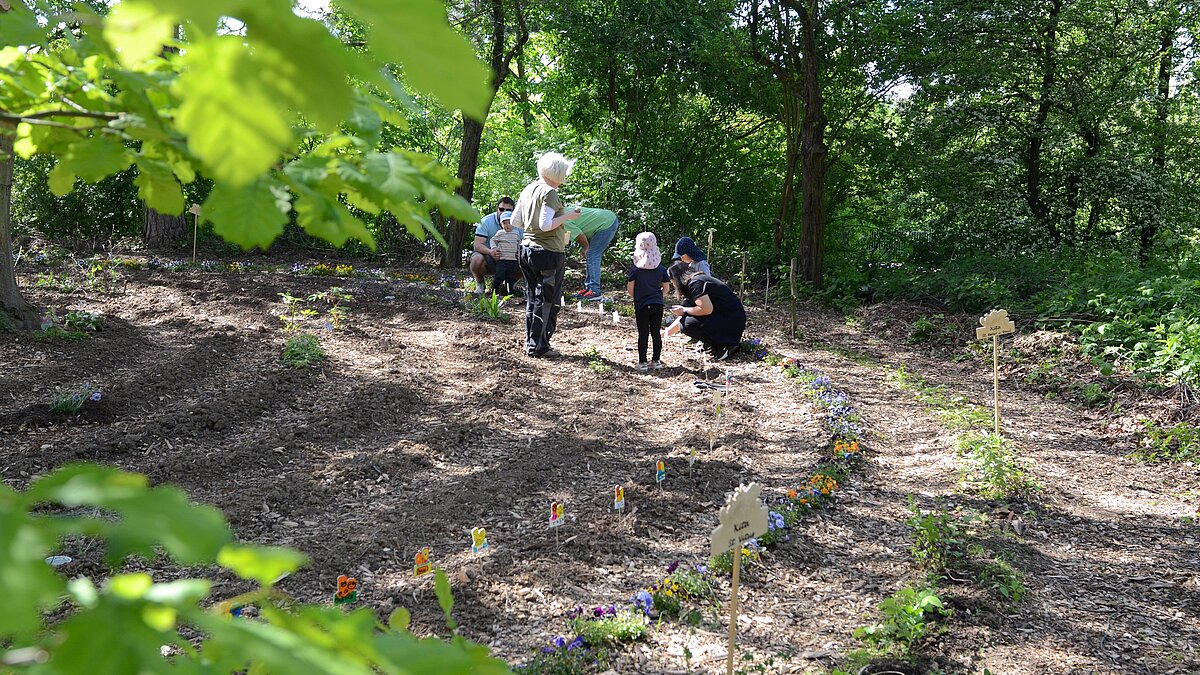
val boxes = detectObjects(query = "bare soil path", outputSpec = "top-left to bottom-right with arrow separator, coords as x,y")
2,268 -> 1197,674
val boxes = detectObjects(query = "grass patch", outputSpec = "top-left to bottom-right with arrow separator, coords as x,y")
33,327 -> 89,342
281,333 -> 325,368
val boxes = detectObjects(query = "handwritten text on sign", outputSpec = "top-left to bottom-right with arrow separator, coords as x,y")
976,309 -> 1016,340
710,483 -> 769,557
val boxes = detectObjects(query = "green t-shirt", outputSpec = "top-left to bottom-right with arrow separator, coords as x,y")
564,207 -> 617,240
515,179 -> 568,252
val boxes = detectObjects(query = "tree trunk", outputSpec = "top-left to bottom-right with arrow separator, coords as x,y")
443,115 -> 486,267
1025,0 -> 1061,244
1140,23 -> 1173,264
773,94 -> 801,256
441,0 -> 528,268
0,120 -> 32,323
143,205 -> 187,250
795,0 -> 828,291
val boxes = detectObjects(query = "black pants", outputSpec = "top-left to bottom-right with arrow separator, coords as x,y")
518,245 -> 565,355
494,259 -> 518,295
680,314 -> 744,353
636,304 -> 664,362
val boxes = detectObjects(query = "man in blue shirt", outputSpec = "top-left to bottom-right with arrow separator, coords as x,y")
469,196 -> 520,296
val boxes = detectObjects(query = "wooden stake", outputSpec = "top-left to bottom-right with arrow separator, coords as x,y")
726,545 -> 742,675
706,228 -> 715,262
764,267 -> 770,311
993,334 -> 1000,435
789,258 -> 798,338
188,204 -> 202,264
740,251 -> 747,301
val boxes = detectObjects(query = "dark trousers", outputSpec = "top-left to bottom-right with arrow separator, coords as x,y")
636,304 -> 664,362
494,259 -> 518,295
518,245 -> 565,355
680,314 -> 743,353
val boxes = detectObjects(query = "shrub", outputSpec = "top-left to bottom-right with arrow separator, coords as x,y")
63,310 -> 104,332
472,291 -> 511,322
905,497 -> 965,579
977,556 -> 1026,603
282,333 -> 325,368
1134,420 -> 1200,464
956,433 -> 1040,499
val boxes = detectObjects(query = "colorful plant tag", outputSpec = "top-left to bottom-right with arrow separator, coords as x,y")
413,548 -> 433,577
471,527 -> 489,554
335,575 -> 358,604
549,501 -> 565,528
688,447 -> 697,468
614,485 -> 625,511
656,460 -> 666,484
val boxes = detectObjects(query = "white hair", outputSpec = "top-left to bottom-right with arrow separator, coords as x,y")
536,152 -> 574,184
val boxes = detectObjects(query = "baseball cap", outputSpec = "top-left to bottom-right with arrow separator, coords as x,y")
499,211 -> 513,222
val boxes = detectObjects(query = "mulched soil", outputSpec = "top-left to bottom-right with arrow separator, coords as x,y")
2,263 -> 1198,674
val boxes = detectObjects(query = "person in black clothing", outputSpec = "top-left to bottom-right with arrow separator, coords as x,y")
626,232 -> 671,371
663,261 -> 746,360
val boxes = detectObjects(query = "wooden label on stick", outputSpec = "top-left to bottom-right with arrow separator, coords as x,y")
710,483 -> 769,557
549,501 -> 565,528
976,309 -> 1015,340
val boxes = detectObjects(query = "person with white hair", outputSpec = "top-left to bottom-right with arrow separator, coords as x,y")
510,152 -> 581,357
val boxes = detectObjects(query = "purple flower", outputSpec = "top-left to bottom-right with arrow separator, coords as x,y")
666,560 -> 680,574
634,590 -> 653,614
568,636 -> 585,651
695,564 -> 708,575
89,392 -> 102,402
553,636 -> 567,648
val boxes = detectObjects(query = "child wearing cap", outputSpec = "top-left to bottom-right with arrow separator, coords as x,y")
626,232 -> 671,371
491,211 -> 522,295
671,237 -> 712,276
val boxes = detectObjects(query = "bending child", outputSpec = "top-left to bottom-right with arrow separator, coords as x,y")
626,232 -> 670,372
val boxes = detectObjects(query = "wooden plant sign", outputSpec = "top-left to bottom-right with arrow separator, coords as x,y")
976,309 -> 1016,435
710,483 -> 769,675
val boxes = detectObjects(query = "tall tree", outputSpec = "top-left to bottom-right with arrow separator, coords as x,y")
442,0 -> 528,267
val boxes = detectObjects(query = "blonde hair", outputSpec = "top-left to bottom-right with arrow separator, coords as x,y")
536,152 -> 574,184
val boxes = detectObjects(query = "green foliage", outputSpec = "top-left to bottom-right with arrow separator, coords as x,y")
956,433 -> 1041,499
49,384 -> 99,413
278,293 -> 319,332
904,497 -> 965,579
0,0 -> 485,255
908,314 -> 955,345
1133,419 -> 1200,464
471,291 -> 512,322
853,587 -> 949,657
0,463 -> 508,674
581,344 -> 611,374
977,556 -> 1027,603
1078,382 -> 1110,407
33,326 -> 89,342
63,309 -> 104,332
281,333 -> 325,369
308,287 -> 355,330
568,608 -> 648,646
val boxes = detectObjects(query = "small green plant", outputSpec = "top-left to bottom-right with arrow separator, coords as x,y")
889,367 -> 991,430
1023,359 -> 1061,387
905,497 -> 965,579
1077,382 -> 1110,407
853,586 -> 949,656
977,555 -> 1026,602
1134,419 -> 1200,464
49,384 -> 102,414
956,433 -> 1041,499
472,291 -> 512,321
908,314 -> 941,344
518,642 -> 609,674
308,287 -> 355,330
34,271 -> 79,292
567,608 -> 648,646
281,333 -> 325,368
581,344 -> 611,374
63,310 -> 104,332
278,293 -> 318,332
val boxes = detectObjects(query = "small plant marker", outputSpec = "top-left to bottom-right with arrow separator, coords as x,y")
688,447 -> 697,469
709,386 -> 725,453
413,548 -> 433,577
577,300 -> 584,311
549,501 -> 565,528
188,203 -> 202,264
598,302 -> 605,315
614,485 -> 625,513
471,527 -> 489,554
612,310 -> 620,325
334,575 -> 358,604
656,460 -> 666,485
710,484 -> 769,675
976,309 -> 1016,435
